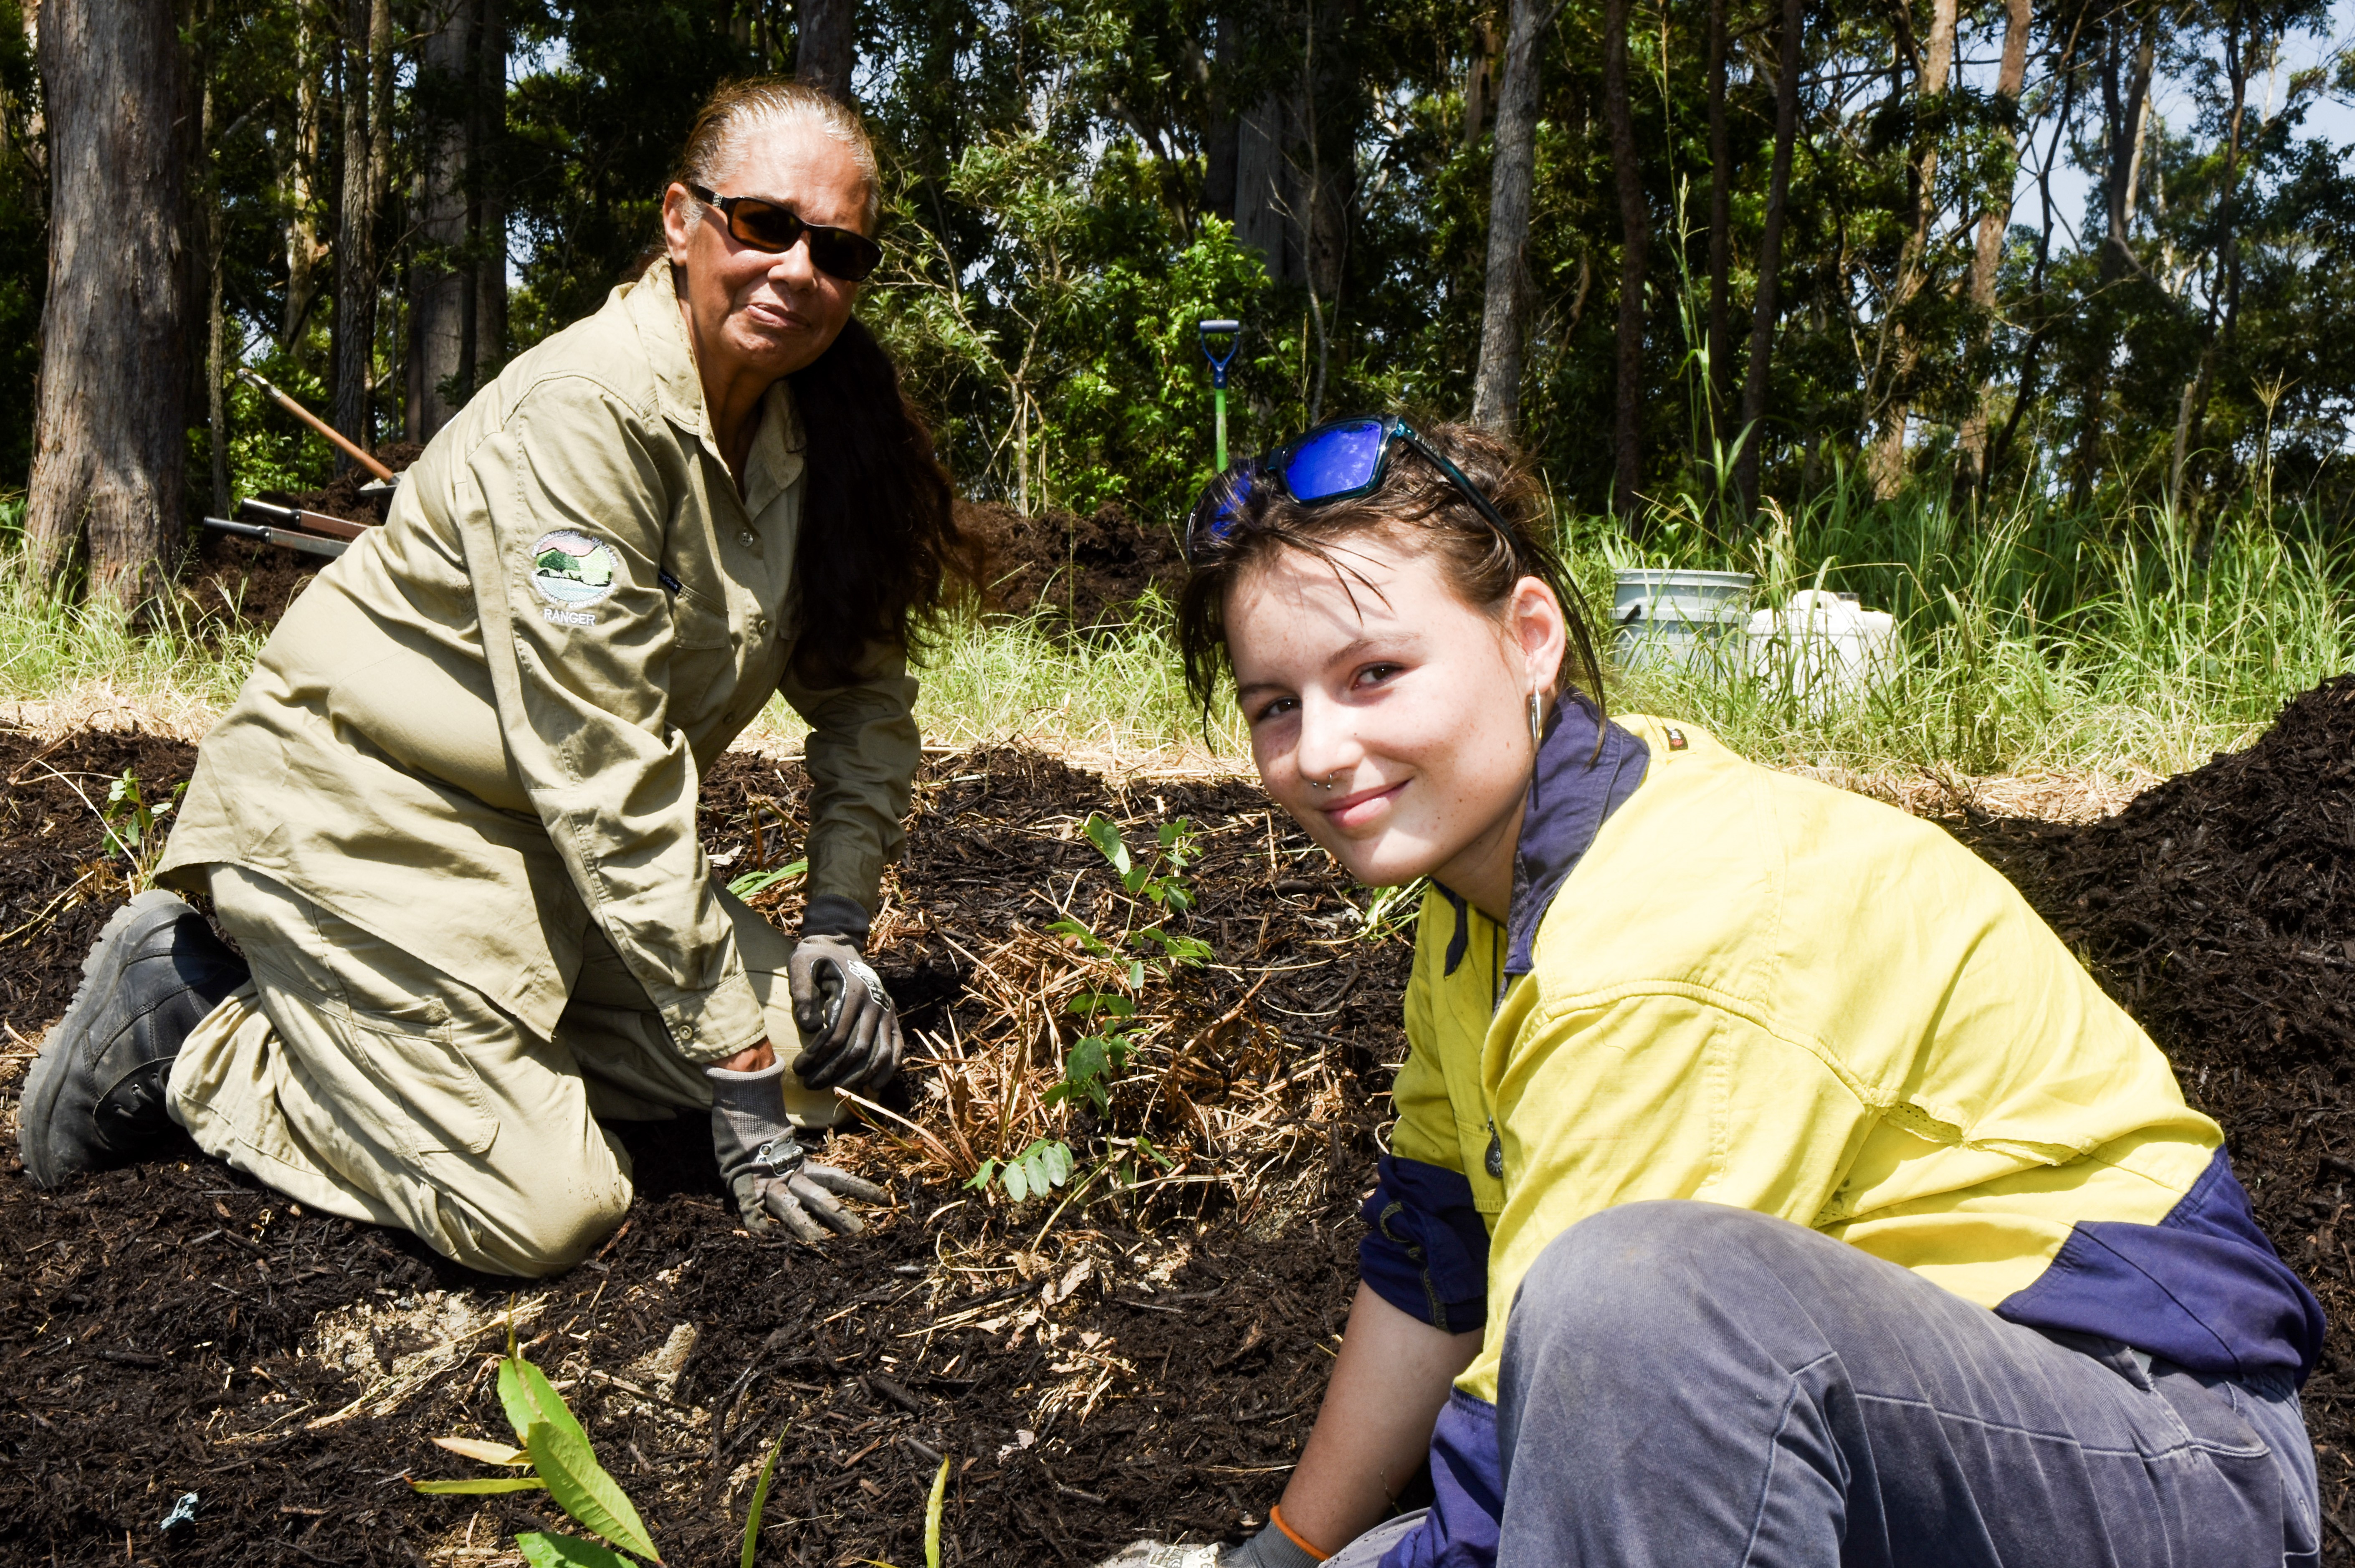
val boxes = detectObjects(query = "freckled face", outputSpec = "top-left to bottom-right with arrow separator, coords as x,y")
1225,533 -> 1565,902
660,115 -> 872,384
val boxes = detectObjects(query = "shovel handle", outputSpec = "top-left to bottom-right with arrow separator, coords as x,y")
237,369 -> 395,480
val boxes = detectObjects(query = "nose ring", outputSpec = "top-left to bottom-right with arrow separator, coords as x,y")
1309,772 -> 1338,792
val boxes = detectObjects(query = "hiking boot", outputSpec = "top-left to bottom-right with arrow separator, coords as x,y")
17,890 -> 248,1187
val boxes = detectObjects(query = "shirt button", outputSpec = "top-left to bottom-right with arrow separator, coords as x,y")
738,528 -> 757,548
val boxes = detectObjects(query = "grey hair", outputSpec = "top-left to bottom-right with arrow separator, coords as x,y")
672,78 -> 881,233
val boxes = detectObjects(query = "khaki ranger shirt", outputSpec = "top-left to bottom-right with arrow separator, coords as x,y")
160,262 -> 920,1064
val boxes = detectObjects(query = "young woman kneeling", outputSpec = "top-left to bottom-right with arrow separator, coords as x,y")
1108,417 -> 2321,1568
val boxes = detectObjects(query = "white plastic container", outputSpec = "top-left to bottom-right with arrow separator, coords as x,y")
1612,569 -> 1756,672
1744,588 -> 1897,707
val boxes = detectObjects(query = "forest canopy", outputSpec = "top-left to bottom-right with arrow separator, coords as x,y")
0,0 -> 2351,580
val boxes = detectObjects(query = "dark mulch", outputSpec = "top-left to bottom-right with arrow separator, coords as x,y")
13,671 -> 2355,1562
0,728 -> 1402,1567
1951,673 -> 2355,1547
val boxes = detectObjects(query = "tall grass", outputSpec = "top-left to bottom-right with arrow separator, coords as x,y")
1,473 -> 2346,785
1598,467 -> 2355,780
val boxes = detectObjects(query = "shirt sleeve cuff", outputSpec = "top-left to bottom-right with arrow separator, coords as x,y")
665,972 -> 770,1065
1358,1154 -> 1492,1335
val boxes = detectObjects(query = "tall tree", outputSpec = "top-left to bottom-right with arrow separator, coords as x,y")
283,13 -> 328,355
2070,2 -> 2158,503
799,0 -> 855,102
1703,0 -> 1733,441
23,0 -> 190,604
1602,0 -> 1647,513
1956,0 -> 2032,496
1866,0 -> 1958,500
1733,0 -> 1804,519
198,0 -> 228,518
412,0 -> 506,438
1470,0 -> 1559,434
332,0 -> 391,462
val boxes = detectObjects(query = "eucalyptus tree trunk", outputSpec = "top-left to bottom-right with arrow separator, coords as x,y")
332,0 -> 391,464
24,0 -> 191,605
1470,0 -> 1555,434
1703,0 -> 1733,441
798,0 -> 856,103
1603,0 -> 1647,516
200,0 -> 228,518
1956,0 -> 2031,497
1732,0 -> 1804,522
2069,5 -> 2158,505
283,16 -> 328,354
413,0 -> 504,436
2178,6 -> 2250,507
1866,0 -> 1956,501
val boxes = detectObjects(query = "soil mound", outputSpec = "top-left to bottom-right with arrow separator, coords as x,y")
957,498 -> 1184,630
181,476 -> 1179,642
181,443 -> 424,630
1955,675 -> 2355,1545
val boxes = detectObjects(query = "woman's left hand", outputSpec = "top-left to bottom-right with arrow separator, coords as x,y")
787,935 -> 903,1090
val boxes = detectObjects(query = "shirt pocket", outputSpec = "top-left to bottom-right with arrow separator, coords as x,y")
669,583 -> 734,650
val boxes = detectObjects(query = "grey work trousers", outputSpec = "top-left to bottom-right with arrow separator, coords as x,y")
167,864 -> 835,1277
1454,1201 -> 2319,1567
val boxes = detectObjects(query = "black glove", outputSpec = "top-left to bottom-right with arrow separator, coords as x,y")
787,899 -> 902,1092
706,1059 -> 889,1242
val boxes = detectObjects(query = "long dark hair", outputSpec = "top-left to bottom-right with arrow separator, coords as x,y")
785,316 -> 969,684
668,78 -> 972,685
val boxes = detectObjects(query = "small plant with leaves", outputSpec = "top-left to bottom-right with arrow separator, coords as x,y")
413,1324 -> 798,1567
1040,814 -> 1210,1113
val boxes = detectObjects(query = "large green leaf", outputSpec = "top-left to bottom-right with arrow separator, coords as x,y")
501,1356 -> 596,1456
516,1532 -> 637,1568
1083,814 -> 1131,874
525,1417 -> 662,1564
411,1476 -> 549,1495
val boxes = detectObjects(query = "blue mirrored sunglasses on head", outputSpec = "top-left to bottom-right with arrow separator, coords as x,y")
1185,414 -> 1515,564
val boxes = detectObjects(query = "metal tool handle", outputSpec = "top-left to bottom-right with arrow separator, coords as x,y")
197,516 -> 349,559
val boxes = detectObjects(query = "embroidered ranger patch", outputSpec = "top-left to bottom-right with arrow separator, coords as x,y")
528,529 -> 620,613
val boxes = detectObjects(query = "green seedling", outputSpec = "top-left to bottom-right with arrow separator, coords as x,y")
416,1321 -> 800,1568
966,1136 -> 1074,1201
727,857 -> 807,900
1352,876 -> 1428,945
1037,814 -> 1211,1119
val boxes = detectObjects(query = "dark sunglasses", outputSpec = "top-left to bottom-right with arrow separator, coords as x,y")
1185,414 -> 1516,564
686,183 -> 883,282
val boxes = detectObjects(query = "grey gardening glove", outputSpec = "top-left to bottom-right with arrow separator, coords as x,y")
1219,1525 -> 1322,1568
1092,1530 -> 1313,1568
706,1058 -> 890,1243
787,895 -> 902,1093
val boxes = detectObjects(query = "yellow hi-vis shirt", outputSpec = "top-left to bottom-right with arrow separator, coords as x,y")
1388,712 -> 2308,1408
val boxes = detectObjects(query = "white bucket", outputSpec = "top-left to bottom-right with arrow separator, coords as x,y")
1612,569 -> 1756,671
1744,588 -> 1899,708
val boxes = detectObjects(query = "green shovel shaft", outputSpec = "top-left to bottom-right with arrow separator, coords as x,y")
1214,387 -> 1228,473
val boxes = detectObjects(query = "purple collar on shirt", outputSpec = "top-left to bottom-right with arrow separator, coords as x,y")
1436,694 -> 1650,982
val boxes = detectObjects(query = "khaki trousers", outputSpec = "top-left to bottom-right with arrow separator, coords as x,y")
167,863 -> 838,1277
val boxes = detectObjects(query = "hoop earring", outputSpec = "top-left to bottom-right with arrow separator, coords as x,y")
1528,690 -> 1543,745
